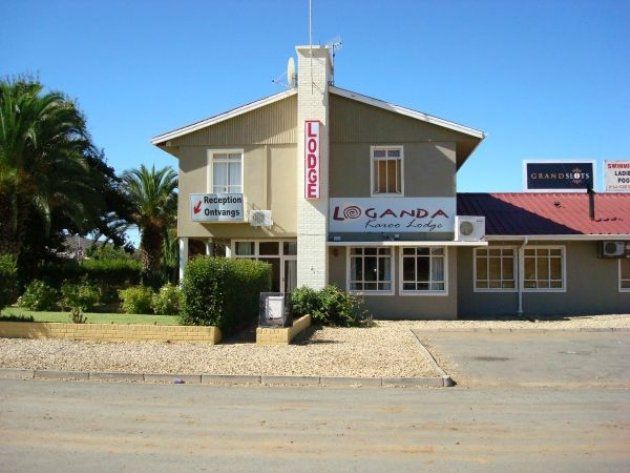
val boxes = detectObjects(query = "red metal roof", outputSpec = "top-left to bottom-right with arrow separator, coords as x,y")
457,193 -> 630,236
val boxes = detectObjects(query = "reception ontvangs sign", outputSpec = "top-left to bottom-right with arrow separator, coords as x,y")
305,120 -> 320,199
524,161 -> 595,191
190,193 -> 244,222
329,198 -> 456,233
604,161 -> 630,192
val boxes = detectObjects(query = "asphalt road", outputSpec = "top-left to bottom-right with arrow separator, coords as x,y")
1,379 -> 628,472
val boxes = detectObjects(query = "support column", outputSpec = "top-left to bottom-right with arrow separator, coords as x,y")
178,237 -> 189,283
296,45 -> 331,290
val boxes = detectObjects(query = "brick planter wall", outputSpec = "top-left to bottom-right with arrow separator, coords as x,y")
256,315 -> 312,345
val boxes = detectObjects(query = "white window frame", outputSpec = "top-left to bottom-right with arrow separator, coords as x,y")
370,145 -> 404,197
619,258 -> 630,293
398,246 -> 449,296
473,246 -> 518,293
521,245 -> 567,293
346,247 -> 395,296
207,149 -> 244,194
230,239 -> 297,293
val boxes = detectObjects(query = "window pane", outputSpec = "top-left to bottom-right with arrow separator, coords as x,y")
403,282 -> 416,291
489,257 -> 501,279
235,242 -> 254,256
622,259 -> 630,279
431,247 -> 444,256
432,283 -> 445,291
417,257 -> 430,281
524,258 -> 536,280
477,249 -> 488,257
213,162 -> 227,189
386,159 -> 398,193
550,258 -> 562,279
365,282 -> 377,291
351,257 -> 363,281
403,257 -> 415,281
373,149 -> 386,158
417,247 -> 430,256
477,257 -> 487,280
283,242 -> 297,255
259,242 -> 279,255
387,149 -> 400,158
379,282 -> 391,291
477,281 -> 488,288
403,247 -> 415,256
539,256 -> 549,280
489,280 -> 501,289
364,256 -> 377,281
365,248 -> 377,256
378,160 -> 387,192
379,257 -> 391,281
503,257 -> 514,280
431,256 -> 444,282
502,281 -> 515,289
228,162 -> 241,189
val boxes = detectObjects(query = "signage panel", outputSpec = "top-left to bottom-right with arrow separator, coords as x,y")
524,161 -> 594,191
329,197 -> 456,233
305,120 -> 320,199
604,160 -> 630,192
189,193 -> 244,222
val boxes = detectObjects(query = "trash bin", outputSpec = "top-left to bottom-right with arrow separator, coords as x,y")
259,292 -> 292,328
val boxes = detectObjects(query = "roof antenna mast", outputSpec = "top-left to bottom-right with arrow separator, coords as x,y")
309,0 -> 313,93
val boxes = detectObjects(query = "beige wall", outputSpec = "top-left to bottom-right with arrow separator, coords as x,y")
458,241 -> 630,317
329,246 -> 458,319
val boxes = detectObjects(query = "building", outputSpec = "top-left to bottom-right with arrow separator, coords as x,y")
152,45 -> 630,319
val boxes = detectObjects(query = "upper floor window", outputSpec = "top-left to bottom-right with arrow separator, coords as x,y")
620,259 -> 630,292
210,151 -> 242,194
371,146 -> 403,196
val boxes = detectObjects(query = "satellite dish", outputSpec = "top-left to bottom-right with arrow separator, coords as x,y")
287,57 -> 297,88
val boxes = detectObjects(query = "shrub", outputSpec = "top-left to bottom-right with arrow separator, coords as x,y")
70,307 -> 88,324
181,257 -> 271,334
18,280 -> 59,311
290,285 -> 372,327
118,286 -> 154,314
152,283 -> 182,315
0,254 -> 17,311
60,282 -> 101,312
81,258 -> 142,286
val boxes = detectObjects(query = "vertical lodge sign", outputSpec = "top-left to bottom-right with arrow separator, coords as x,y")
305,120 -> 320,199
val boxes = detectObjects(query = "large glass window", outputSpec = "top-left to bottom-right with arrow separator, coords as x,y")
474,247 -> 516,291
349,247 -> 393,293
523,247 -> 565,291
371,146 -> 403,195
620,259 -> 630,291
232,240 -> 296,293
400,247 -> 447,294
212,152 -> 242,193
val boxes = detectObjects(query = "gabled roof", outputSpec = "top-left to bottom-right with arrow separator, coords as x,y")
151,89 -> 297,145
330,86 -> 485,139
457,192 -> 630,238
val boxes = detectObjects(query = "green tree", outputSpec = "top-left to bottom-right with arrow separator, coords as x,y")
122,165 -> 177,279
0,79 -> 104,257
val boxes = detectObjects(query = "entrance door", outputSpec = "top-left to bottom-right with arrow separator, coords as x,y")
283,259 -> 297,293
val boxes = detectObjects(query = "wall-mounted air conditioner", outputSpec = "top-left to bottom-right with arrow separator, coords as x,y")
599,241 -> 627,258
455,216 -> 486,242
250,210 -> 273,228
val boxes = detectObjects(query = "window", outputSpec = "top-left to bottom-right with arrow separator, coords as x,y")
620,259 -> 630,292
371,146 -> 403,195
400,247 -> 447,295
523,247 -> 565,291
211,151 -> 242,193
348,247 -> 393,294
474,247 -> 516,291
232,240 -> 297,293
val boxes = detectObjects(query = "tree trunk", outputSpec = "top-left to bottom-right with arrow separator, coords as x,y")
140,224 -> 164,275
0,191 -> 22,258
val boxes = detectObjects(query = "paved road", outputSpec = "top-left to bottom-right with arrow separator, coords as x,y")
415,330 -> 630,388
1,379 -> 628,472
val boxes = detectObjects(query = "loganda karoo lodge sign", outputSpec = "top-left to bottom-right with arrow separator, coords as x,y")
329,198 -> 456,233
190,193 -> 244,222
524,161 -> 595,191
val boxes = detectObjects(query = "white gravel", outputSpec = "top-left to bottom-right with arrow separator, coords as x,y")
1,315 -> 628,378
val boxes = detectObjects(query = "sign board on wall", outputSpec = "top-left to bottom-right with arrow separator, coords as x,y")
329,198 -> 456,233
604,161 -> 630,192
523,161 -> 595,191
305,120 -> 320,199
189,193 -> 244,222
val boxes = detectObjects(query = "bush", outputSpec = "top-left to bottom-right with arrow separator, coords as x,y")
81,258 -> 142,286
290,285 -> 372,327
152,283 -> 182,315
0,254 -> 17,311
18,280 -> 59,311
118,286 -> 154,314
60,282 -> 101,312
181,257 -> 271,334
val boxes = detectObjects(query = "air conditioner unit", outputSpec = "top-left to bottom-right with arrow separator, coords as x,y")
600,241 -> 626,258
455,216 -> 486,242
249,210 -> 273,228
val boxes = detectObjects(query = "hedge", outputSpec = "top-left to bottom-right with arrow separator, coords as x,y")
0,254 -> 17,310
180,257 -> 271,335
291,285 -> 372,327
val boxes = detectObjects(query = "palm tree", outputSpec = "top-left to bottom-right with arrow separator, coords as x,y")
0,78 -> 103,257
122,165 -> 177,277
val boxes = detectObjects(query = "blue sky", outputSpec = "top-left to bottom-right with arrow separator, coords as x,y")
2,0 -> 629,194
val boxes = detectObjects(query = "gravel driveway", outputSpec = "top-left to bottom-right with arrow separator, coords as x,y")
1,315 -> 628,378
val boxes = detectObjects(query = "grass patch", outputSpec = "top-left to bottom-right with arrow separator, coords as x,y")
0,307 -> 181,325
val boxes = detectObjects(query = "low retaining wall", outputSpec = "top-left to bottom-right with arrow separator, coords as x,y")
0,322 -> 221,344
256,315 -> 312,345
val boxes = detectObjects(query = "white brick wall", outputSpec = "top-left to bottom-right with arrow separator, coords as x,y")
296,45 -> 331,289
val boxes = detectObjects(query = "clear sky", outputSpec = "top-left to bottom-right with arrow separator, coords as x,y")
2,0 -> 629,194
